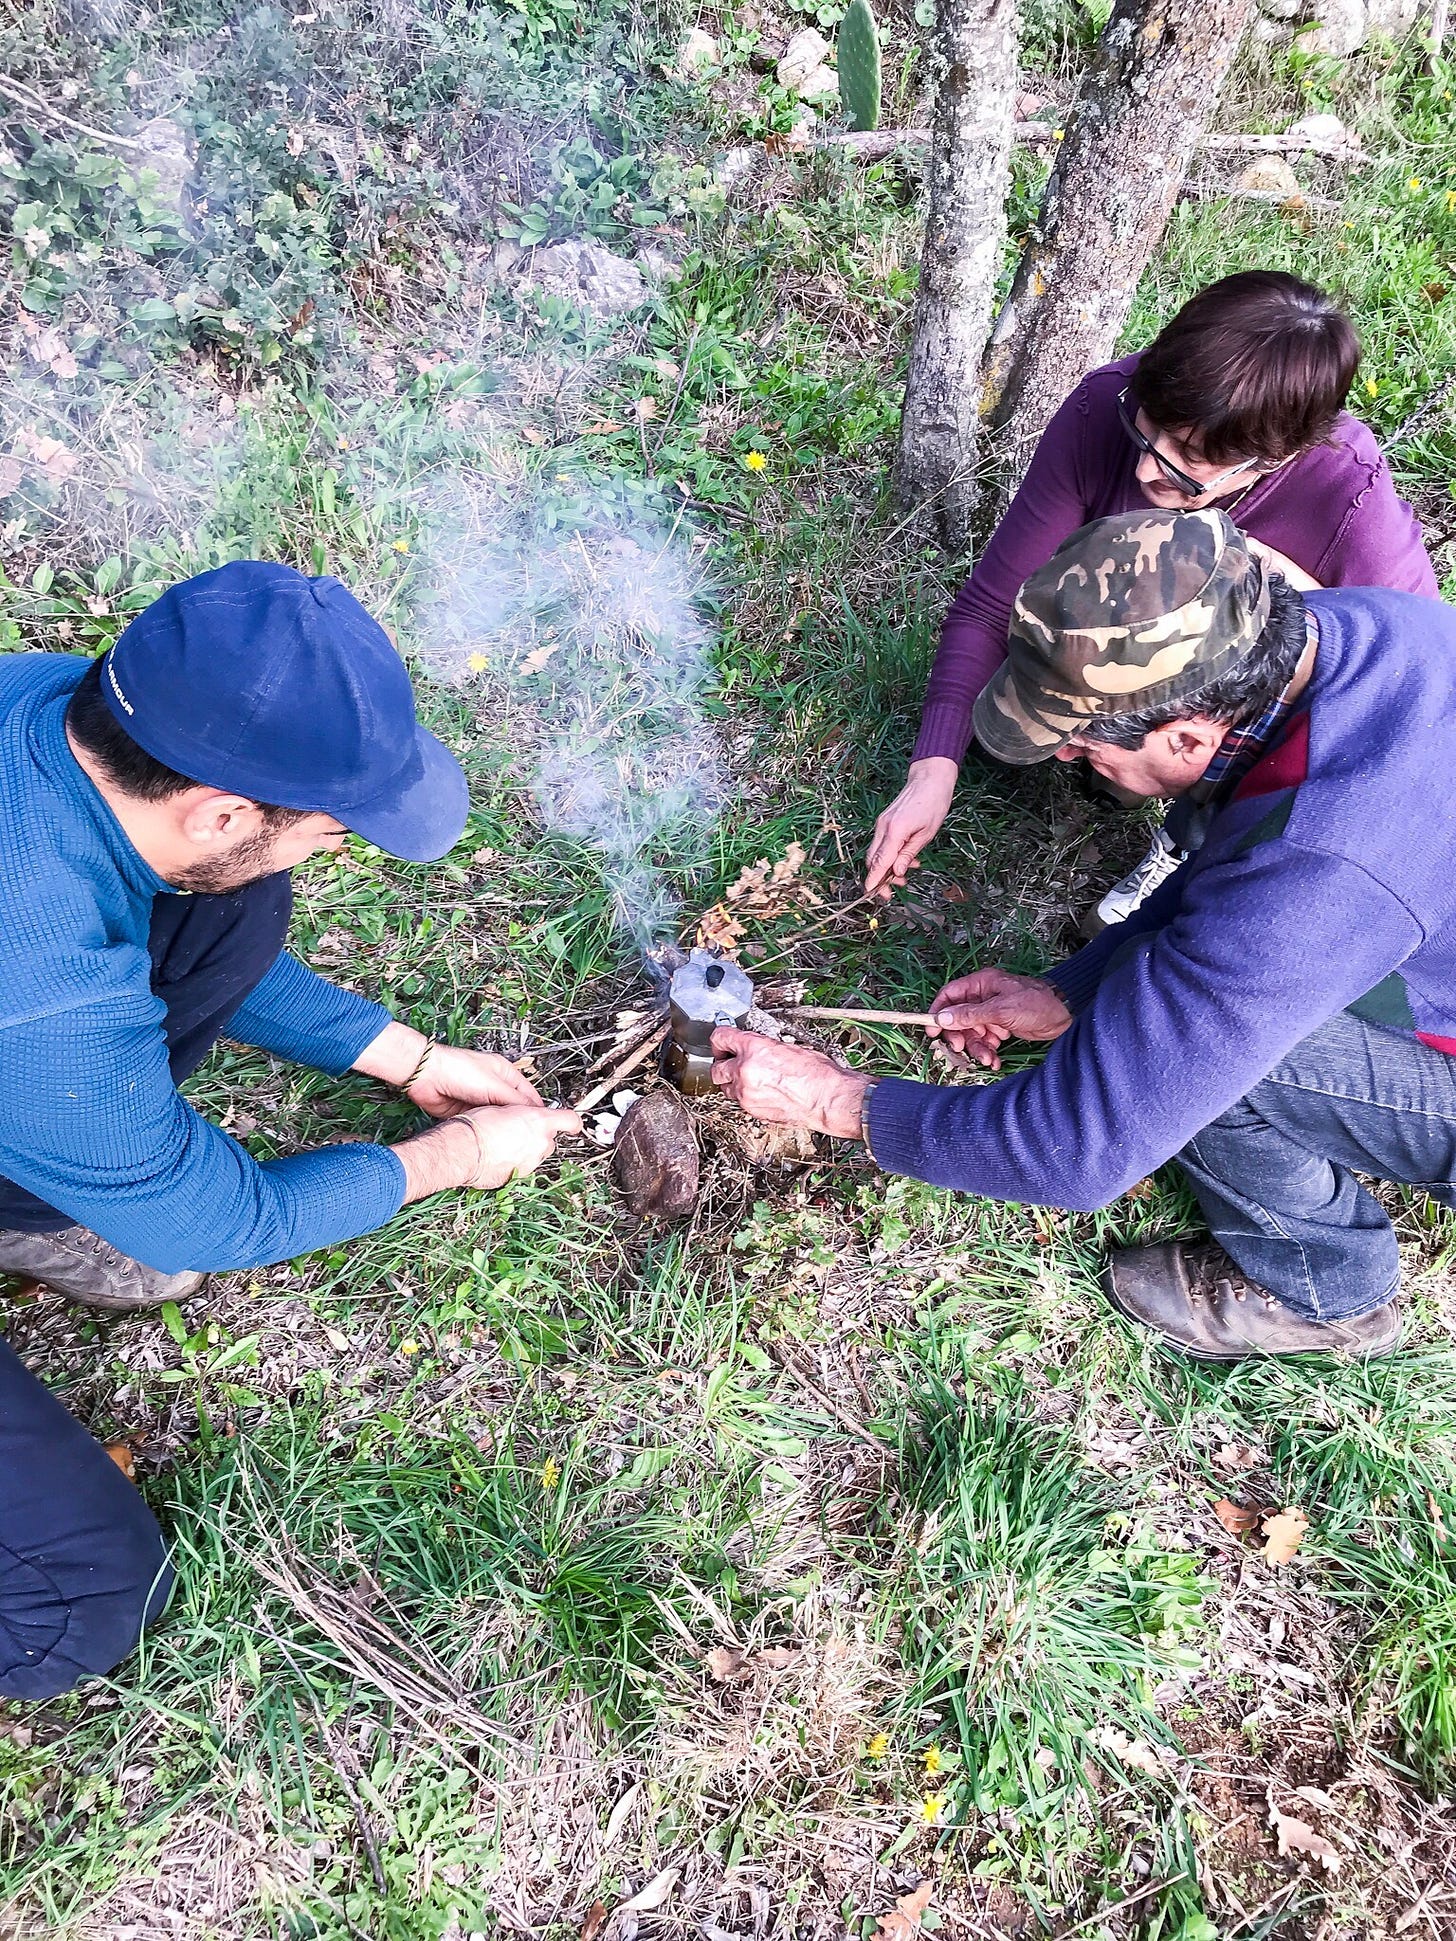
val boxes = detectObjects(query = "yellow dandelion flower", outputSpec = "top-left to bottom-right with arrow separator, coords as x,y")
742,450 -> 768,473
1409,176 -> 1423,192
541,1456 -> 561,1490
392,537 -> 410,554
923,1745 -> 944,1775
866,1732 -> 890,1759
1446,189 -> 1456,211
400,1339 -> 419,1356
921,1793 -> 946,1825
1052,127 -> 1065,140
1365,377 -> 1379,397
336,436 -> 350,450
467,652 -> 488,673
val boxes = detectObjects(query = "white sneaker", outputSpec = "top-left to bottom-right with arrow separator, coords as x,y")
1093,827 -> 1188,930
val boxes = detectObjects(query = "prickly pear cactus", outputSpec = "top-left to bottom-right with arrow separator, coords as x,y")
836,0 -> 881,133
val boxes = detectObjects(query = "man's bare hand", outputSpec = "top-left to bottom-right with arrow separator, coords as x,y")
394,1105 -> 581,1202
407,1043 -> 543,1116
926,968 -> 1072,1071
865,757 -> 958,900
354,1022 -> 542,1111
461,1104 -> 582,1187
710,1027 -> 868,1137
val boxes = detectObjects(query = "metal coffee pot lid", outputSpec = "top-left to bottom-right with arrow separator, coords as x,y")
668,950 -> 754,1024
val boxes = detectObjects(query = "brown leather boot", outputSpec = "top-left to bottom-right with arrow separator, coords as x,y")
0,1225 -> 205,1313
1104,1240 -> 1401,1362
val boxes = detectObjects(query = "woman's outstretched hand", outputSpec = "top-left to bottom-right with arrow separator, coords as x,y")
865,757 -> 958,900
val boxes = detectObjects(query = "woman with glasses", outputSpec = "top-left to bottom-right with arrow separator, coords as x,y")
866,271 -> 1438,923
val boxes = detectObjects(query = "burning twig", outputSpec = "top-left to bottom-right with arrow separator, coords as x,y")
573,1023 -> 670,1114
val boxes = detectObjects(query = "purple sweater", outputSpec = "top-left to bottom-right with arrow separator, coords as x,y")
871,588 -> 1456,1212
914,356 -> 1438,766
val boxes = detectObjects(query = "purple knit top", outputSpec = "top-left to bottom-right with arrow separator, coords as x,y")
913,355 -> 1438,767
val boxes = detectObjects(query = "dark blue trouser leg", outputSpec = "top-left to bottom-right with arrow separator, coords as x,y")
0,874 -> 291,1694
1178,1011 -> 1456,1321
0,1338 -> 172,1699
0,872 -> 293,1232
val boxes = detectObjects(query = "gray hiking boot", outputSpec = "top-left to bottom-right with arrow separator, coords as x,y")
0,1225 -> 205,1313
1104,1240 -> 1401,1362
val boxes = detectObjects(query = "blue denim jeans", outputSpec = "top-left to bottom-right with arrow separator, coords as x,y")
1178,1010 -> 1456,1321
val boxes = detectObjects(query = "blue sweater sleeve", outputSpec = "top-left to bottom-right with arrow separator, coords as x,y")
867,839 -> 1422,1211
227,950 -> 392,1075
0,997 -> 406,1272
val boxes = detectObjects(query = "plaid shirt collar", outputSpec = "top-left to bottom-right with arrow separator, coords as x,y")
1192,614 -> 1319,809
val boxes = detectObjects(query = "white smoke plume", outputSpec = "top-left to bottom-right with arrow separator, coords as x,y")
414,478 -> 724,950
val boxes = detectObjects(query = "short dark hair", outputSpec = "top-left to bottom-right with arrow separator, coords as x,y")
1130,272 -> 1360,469
1078,576 -> 1308,751
66,656 -> 310,824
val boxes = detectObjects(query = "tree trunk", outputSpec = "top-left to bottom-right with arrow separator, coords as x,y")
893,0 -> 1017,554
981,0 -> 1253,490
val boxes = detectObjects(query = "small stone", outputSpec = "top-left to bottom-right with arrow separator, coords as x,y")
1237,155 -> 1303,198
777,26 -> 831,91
671,27 -> 718,78
715,146 -> 759,196
792,62 -> 839,105
1365,0 -> 1420,35
1285,112 -> 1347,144
517,238 -> 649,319
1299,0 -> 1367,55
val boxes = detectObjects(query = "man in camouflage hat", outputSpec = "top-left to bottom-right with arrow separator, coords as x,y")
710,506 -> 1456,1360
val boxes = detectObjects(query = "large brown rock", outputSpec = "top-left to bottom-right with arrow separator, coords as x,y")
612,1089 -> 700,1220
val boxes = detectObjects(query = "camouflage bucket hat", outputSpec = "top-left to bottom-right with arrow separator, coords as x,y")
971,508 -> 1271,766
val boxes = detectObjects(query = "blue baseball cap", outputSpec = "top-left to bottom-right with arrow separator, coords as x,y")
100,561 -> 468,863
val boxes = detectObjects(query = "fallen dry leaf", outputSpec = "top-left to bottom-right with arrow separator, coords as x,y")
1427,1489 -> 1448,1544
518,640 -> 559,676
1094,1725 -> 1169,1775
20,432 -> 77,484
106,1441 -> 136,1480
695,903 -> 745,956
756,1646 -> 801,1670
705,1644 -> 748,1682
770,840 -> 807,883
618,1866 -> 678,1912
580,1901 -> 608,1941
1213,1439 -> 1264,1473
1260,1506 -> 1309,1566
632,396 -> 659,422
581,420 -> 624,435
1269,1801 -> 1342,1872
1213,1497 -> 1262,1538
873,1879 -> 933,1941
735,1118 -> 817,1166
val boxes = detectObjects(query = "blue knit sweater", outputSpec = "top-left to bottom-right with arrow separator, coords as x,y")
0,656 -> 405,1271
868,588 -> 1456,1210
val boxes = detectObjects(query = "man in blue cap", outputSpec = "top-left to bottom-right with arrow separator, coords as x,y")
0,561 -> 580,1701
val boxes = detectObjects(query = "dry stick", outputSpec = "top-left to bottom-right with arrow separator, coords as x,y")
786,1004 -> 936,1027
578,1016 -> 662,1077
1054,1875 -> 1190,1940
573,1022 -> 669,1114
746,892 -> 882,972
0,75 -> 149,150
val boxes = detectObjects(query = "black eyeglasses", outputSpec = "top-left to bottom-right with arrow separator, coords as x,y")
1117,387 -> 1263,500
